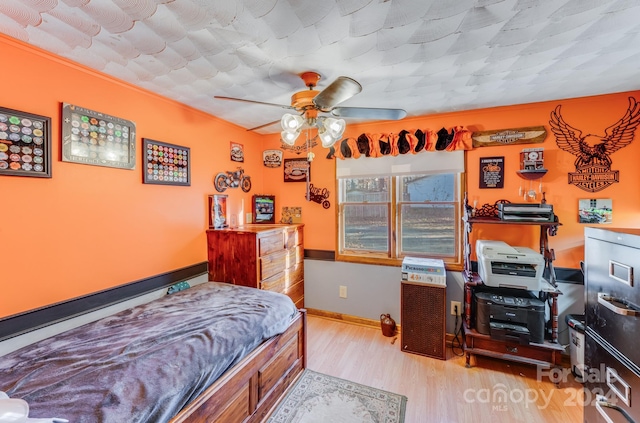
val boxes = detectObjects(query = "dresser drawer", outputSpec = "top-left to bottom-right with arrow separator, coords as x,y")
286,245 -> 304,267
285,226 -> 303,249
470,336 -> 558,363
284,280 -> 304,307
261,263 -> 304,293
260,250 -> 287,281
258,231 -> 284,256
258,334 -> 299,397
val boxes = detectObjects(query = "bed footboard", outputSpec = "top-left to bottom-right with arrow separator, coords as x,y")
171,309 -> 307,423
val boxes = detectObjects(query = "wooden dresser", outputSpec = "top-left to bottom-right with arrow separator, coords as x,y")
206,224 -> 304,308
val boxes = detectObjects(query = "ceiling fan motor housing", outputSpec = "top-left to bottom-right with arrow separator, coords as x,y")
291,90 -> 319,120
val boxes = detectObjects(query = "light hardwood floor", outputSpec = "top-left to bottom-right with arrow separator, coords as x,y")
305,315 -> 583,423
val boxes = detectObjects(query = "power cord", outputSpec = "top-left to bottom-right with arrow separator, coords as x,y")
451,305 -> 464,357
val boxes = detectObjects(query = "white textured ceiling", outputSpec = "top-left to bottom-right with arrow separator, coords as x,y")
1,0 -> 640,133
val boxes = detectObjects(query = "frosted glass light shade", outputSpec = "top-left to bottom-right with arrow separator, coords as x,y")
317,117 -> 346,148
281,113 -> 304,131
281,130 -> 299,146
324,117 -> 346,138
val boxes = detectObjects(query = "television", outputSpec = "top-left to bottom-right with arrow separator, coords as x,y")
252,195 -> 275,224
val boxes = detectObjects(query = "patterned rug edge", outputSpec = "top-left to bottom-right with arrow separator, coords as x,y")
267,369 -> 408,423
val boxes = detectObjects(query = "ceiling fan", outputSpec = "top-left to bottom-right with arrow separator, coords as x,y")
214,72 -> 407,143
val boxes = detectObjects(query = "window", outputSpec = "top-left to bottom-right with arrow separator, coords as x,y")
336,151 -> 463,267
397,174 -> 458,258
341,177 -> 390,253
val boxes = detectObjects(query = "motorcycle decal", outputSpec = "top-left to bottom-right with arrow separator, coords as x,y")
306,183 -> 330,209
213,167 -> 252,192
550,96 -> 640,192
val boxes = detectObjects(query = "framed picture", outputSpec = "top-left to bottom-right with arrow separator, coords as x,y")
61,103 -> 136,169
578,198 -> 612,224
284,158 -> 310,182
142,138 -> 190,186
208,194 -> 228,229
0,106 -> 52,178
263,149 -> 283,167
479,156 -> 504,188
281,206 -> 302,224
252,195 -> 275,224
230,142 -> 244,162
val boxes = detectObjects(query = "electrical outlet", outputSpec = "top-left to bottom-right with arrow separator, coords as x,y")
339,285 -> 347,298
451,301 -> 461,316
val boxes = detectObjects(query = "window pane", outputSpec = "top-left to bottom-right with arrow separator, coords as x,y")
341,177 -> 389,202
399,174 -> 455,202
337,171 -> 460,263
343,204 -> 389,252
400,204 -> 456,256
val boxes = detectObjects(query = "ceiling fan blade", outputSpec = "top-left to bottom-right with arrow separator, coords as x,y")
214,96 -> 296,110
246,119 -> 281,132
313,77 -> 362,111
331,107 -> 407,120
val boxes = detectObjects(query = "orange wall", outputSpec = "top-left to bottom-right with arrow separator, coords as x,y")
263,92 -> 640,267
261,141 -> 338,251
0,35 -> 264,318
3,33 -> 640,318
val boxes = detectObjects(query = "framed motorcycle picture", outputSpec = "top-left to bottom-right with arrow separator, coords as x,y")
208,194 -> 228,229
142,138 -> 190,186
230,141 -> 244,162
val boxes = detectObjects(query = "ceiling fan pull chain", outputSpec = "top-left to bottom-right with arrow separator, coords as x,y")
306,129 -> 311,201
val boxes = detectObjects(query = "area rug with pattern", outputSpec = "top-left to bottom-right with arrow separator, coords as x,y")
267,369 -> 407,423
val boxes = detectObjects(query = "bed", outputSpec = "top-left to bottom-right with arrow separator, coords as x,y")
0,282 -> 307,423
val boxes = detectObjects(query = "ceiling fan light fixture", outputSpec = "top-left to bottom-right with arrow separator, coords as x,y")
316,117 -> 346,148
318,131 -> 338,148
281,130 -> 299,146
323,117 -> 346,138
281,113 -> 304,132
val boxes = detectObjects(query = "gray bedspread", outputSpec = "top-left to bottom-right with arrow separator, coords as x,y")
0,282 -> 298,422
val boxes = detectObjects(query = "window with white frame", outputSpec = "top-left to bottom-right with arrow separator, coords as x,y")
337,151 -> 464,266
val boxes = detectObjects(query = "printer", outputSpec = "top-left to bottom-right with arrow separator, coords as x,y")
475,291 -> 546,344
476,240 -> 545,291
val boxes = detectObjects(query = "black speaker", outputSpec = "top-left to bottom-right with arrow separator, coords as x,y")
401,281 -> 446,360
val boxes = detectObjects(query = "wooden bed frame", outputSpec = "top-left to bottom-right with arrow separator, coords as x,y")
171,309 -> 307,423
0,265 -> 306,423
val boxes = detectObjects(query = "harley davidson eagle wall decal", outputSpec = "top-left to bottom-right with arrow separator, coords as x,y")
549,97 -> 640,192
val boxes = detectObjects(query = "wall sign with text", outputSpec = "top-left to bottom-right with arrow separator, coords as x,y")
283,158 -> 310,182
472,126 -> 546,147
479,156 -> 504,189
550,96 -> 639,193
